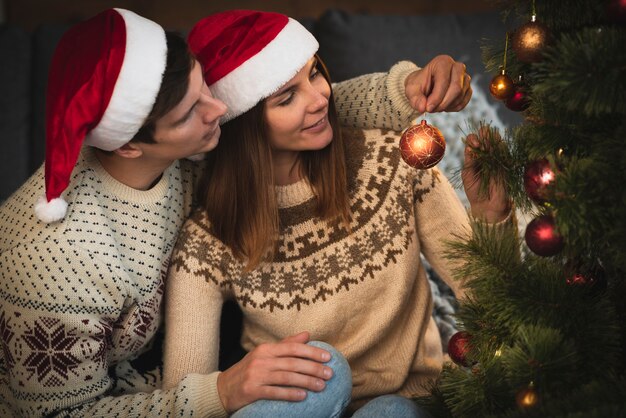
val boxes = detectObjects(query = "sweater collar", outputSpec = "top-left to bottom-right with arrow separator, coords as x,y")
275,178 -> 314,209
83,146 -> 172,203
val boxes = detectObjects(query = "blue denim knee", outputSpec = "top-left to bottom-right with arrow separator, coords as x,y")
352,394 -> 432,418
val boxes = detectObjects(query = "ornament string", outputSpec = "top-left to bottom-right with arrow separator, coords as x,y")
503,32 -> 509,74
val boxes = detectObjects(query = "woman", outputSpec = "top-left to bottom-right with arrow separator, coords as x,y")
163,10 -> 509,417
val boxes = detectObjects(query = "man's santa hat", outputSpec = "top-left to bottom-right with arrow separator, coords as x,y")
34,8 -> 167,223
188,10 -> 319,123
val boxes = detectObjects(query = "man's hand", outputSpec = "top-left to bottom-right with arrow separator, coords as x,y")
405,55 -> 472,114
216,332 -> 334,413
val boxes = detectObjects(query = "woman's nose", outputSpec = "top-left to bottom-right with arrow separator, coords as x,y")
307,87 -> 328,114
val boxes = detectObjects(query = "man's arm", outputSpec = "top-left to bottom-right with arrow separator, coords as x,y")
0,242 -> 223,418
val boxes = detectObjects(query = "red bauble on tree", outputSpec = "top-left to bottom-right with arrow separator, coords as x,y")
399,120 -> 446,169
511,15 -> 552,63
525,214 -> 564,256
523,158 -> 556,203
448,331 -> 473,366
489,70 -> 515,100
505,77 -> 531,111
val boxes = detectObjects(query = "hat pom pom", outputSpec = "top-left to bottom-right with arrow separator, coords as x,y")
35,195 -> 68,223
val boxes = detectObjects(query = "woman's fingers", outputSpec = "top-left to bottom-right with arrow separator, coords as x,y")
263,369 -> 327,392
259,341 -> 331,363
256,385 -> 308,402
267,357 -> 333,380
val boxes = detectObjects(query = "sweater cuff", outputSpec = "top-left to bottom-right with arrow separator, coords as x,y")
487,202 -> 516,228
183,372 -> 228,418
385,60 -> 421,126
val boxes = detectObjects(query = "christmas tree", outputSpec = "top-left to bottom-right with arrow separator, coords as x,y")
419,0 -> 626,416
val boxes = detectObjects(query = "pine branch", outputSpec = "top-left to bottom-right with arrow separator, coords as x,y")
533,27 -> 626,116
445,217 -> 521,290
500,324 -> 579,392
496,376 -> 626,417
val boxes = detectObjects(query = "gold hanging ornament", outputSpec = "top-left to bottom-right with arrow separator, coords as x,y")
490,70 -> 515,100
490,33 -> 515,100
512,1 -> 552,63
516,381 -> 540,409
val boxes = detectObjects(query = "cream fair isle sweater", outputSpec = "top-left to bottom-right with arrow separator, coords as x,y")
164,125 -> 470,412
164,59 -> 476,412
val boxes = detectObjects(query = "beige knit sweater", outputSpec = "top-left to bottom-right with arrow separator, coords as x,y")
163,125 -> 471,413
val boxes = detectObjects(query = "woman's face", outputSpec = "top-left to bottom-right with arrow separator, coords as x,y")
264,57 -> 333,155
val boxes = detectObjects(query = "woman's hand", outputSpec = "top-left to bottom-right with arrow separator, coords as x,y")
216,331 -> 334,413
404,55 -> 472,114
462,129 -> 511,223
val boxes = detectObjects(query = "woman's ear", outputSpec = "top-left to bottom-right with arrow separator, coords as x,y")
113,141 -> 144,159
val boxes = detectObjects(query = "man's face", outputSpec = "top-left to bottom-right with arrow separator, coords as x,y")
141,61 -> 227,162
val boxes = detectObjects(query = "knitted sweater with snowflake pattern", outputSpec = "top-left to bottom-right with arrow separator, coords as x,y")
0,61 -> 420,417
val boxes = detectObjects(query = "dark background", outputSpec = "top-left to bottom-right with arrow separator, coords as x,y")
3,0 -> 499,31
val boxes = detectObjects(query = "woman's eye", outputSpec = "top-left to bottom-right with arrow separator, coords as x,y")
310,69 -> 320,79
278,92 -> 295,106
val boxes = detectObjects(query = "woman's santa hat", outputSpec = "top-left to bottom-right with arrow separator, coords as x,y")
188,10 -> 319,123
34,8 -> 167,223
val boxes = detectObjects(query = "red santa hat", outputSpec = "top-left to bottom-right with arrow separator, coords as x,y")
34,8 -> 167,223
188,10 -> 319,123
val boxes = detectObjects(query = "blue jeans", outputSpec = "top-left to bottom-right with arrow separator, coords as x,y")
231,341 -> 352,418
352,394 -> 432,418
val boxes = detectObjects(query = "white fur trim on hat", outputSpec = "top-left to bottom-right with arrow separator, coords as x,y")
35,196 -> 68,224
85,8 -> 167,151
211,18 -> 319,123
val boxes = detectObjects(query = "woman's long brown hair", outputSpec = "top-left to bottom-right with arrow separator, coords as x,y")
198,55 -> 350,271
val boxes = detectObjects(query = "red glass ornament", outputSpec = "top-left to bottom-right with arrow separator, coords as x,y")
489,70 -> 515,100
448,331 -> 472,366
525,214 -> 564,256
399,120 -> 446,169
505,85 -> 530,111
523,159 -> 555,203
607,0 -> 626,24
512,16 -> 552,63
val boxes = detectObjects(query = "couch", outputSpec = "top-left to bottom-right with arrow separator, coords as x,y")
0,8 -> 519,368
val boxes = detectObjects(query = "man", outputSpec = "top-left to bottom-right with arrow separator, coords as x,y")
0,8 -> 472,418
